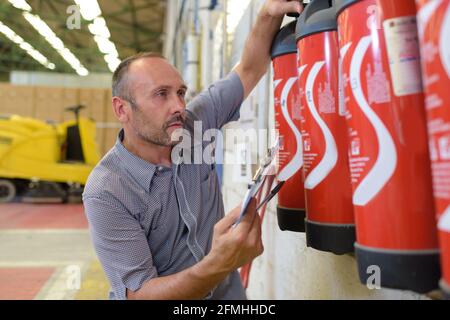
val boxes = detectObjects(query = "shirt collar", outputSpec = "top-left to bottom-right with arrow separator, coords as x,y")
114,129 -> 157,191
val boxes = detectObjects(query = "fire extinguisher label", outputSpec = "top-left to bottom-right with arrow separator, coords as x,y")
339,43 -> 352,117
272,52 -> 306,210
318,81 -> 336,114
366,59 -> 391,105
277,77 -> 304,182
383,16 -> 423,96
338,0 -> 437,249
350,36 -> 397,206
304,61 -> 338,190
428,125 -> 450,204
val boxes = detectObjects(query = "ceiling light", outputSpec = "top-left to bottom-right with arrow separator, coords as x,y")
88,17 -> 110,38
22,12 -> 88,75
73,0 -> 120,73
74,0 -> 101,21
0,20 -> 55,70
7,1 -> 89,75
76,67 -> 89,76
94,36 -> 117,55
7,0 -> 31,12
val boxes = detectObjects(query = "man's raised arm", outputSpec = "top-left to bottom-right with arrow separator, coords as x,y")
234,0 -> 303,99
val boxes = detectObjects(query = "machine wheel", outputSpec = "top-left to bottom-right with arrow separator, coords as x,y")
66,183 -> 84,204
21,181 -> 65,204
0,179 -> 16,203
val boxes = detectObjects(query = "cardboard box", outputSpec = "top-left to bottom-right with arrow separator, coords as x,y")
105,88 -> 117,122
94,89 -> 108,122
79,88 -> 107,122
0,85 -> 114,129
93,125 -> 105,156
0,83 -> 15,116
0,84 -> 35,117
61,88 -> 81,121
34,86 -> 65,122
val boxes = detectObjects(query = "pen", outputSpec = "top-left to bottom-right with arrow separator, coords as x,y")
256,181 -> 285,211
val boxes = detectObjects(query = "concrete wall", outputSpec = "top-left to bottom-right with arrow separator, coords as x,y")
220,0 -> 428,300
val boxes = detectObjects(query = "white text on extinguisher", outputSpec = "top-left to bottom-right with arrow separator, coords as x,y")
438,136 -> 450,160
366,5 -> 382,31
430,135 -> 450,161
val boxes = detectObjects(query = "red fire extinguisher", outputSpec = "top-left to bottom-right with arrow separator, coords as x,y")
295,0 -> 355,254
417,0 -> 450,298
271,21 -> 307,232
336,0 -> 440,293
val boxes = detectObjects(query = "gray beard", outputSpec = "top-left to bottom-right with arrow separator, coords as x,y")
133,126 -> 182,147
134,127 -> 170,147
130,102 -> 184,147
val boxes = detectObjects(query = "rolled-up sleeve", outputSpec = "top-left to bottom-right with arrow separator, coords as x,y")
187,71 -> 244,131
83,196 -> 157,300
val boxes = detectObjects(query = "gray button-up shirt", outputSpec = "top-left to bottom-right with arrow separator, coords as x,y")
83,72 -> 246,300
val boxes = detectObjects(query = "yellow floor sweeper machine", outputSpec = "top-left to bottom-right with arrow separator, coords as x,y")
0,105 -> 101,203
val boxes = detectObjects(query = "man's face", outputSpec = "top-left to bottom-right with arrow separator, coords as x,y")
124,57 -> 187,147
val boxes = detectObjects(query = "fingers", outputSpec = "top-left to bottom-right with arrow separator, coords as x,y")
238,202 -> 263,260
214,198 -> 260,240
246,197 -> 257,217
246,198 -> 263,254
281,0 -> 303,15
233,198 -> 258,234
214,204 -> 242,234
214,197 -> 256,234
246,210 -> 262,245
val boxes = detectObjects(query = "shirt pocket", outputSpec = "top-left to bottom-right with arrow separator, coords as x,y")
149,203 -> 169,233
200,168 -> 215,194
135,199 -> 164,235
200,169 -> 218,223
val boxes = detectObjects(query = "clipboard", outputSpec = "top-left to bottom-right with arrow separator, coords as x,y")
233,141 -> 283,226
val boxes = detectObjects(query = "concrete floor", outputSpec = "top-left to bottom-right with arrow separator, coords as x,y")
0,203 -> 110,300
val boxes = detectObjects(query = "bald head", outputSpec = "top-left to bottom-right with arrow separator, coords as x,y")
112,52 -> 168,105
110,52 -> 188,150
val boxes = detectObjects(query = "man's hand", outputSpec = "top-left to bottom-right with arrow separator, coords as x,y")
126,199 -> 262,300
261,0 -> 303,18
203,198 -> 264,275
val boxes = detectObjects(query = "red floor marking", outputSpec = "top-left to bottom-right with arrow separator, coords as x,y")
0,267 -> 56,300
0,204 -> 88,229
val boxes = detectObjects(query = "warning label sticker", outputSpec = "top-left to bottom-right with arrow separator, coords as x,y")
318,81 -> 336,114
383,16 -> 423,96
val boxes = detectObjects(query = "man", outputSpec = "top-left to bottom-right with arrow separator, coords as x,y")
83,0 -> 303,300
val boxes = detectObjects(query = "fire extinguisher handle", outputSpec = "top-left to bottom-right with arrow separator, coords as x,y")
287,12 -> 300,18
286,0 -> 309,17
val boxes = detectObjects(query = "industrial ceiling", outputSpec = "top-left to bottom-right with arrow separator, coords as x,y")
0,0 -> 167,74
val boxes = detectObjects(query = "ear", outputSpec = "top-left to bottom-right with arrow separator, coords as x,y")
112,96 -> 130,123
